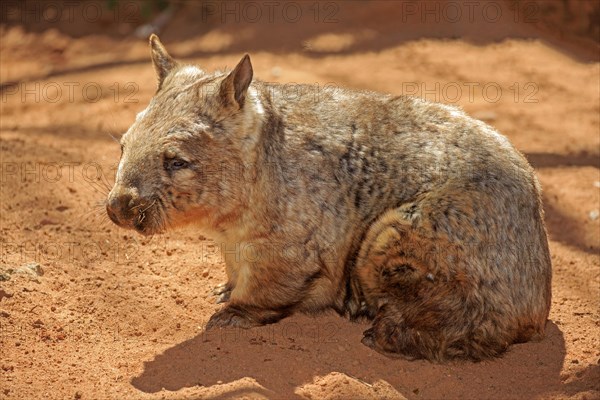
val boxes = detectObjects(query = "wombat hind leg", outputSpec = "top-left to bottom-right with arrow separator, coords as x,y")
361,327 -> 419,361
354,203 -> 513,361
362,304 -> 508,362
361,305 -> 444,361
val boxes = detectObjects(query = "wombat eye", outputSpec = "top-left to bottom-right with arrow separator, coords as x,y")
164,158 -> 188,171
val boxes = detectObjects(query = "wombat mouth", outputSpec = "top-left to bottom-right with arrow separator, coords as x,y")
132,221 -> 153,236
107,199 -> 165,237
131,219 -> 164,236
132,209 -> 165,236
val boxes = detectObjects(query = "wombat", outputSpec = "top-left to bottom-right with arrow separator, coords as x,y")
106,34 -> 552,361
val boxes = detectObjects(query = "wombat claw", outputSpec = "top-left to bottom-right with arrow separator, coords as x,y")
213,283 -> 232,304
361,328 -> 376,348
216,292 -> 231,304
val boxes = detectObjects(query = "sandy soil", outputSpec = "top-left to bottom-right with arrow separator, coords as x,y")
1,1 -> 599,399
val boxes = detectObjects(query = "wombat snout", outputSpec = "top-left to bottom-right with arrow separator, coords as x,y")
106,187 -> 146,228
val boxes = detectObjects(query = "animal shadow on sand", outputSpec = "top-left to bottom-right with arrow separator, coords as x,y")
131,313 -> 576,399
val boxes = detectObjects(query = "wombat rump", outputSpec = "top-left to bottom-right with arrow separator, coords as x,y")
106,35 -> 552,361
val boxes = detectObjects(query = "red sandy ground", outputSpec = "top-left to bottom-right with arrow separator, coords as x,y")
0,1 -> 599,399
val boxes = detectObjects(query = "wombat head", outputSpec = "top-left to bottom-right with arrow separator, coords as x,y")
106,35 -> 263,236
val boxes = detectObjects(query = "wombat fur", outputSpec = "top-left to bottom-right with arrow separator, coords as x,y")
106,35 -> 552,361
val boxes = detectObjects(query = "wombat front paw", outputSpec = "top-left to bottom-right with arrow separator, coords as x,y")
212,282 -> 232,304
206,306 -> 258,330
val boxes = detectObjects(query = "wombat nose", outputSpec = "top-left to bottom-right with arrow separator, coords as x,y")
106,202 -> 120,224
106,191 -> 139,225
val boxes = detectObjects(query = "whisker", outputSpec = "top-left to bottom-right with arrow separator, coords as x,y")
80,179 -> 110,197
74,206 -> 105,219
140,199 -> 156,214
98,169 -> 115,193
106,131 -> 120,144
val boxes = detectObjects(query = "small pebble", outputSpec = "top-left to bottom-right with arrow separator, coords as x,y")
202,269 -> 210,278
589,210 -> 599,221
23,262 -> 44,276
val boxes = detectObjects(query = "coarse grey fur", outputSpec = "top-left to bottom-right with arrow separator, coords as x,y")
106,35 -> 552,361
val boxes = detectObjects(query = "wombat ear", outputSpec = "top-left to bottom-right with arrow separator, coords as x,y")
219,54 -> 253,108
149,34 -> 177,90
